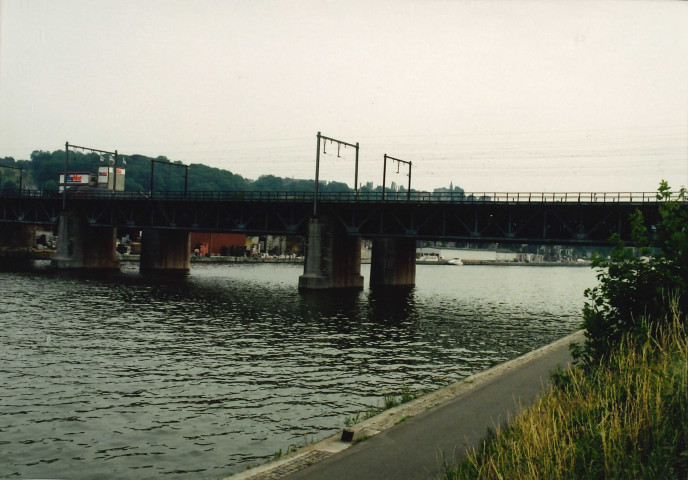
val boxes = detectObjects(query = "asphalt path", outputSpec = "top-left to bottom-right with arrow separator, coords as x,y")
284,333 -> 579,480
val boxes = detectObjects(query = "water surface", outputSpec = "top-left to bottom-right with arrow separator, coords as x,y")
0,262 -> 596,479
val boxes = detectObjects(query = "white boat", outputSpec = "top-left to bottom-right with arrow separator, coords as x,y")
448,258 -> 463,265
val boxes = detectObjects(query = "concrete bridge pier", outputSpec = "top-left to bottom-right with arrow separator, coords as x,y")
298,217 -> 364,290
140,229 -> 190,275
0,224 -> 36,268
52,211 -> 120,270
370,237 -> 417,287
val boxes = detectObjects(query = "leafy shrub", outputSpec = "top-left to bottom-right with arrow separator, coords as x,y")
576,181 -> 688,366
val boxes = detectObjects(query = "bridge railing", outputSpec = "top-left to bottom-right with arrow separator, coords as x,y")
149,190 -> 677,203
0,189 -> 683,203
389,191 -> 678,204
138,190 -> 687,203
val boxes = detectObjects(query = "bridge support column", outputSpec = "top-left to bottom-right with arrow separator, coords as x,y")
370,238 -> 416,287
52,211 -> 119,270
298,217 -> 363,290
140,229 -> 190,275
0,224 -> 35,268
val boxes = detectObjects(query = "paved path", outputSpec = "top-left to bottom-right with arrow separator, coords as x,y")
227,331 -> 583,480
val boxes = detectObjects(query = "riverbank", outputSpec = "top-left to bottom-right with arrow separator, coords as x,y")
121,254 -> 306,264
226,330 -> 584,480
442,321 -> 688,479
460,260 -> 590,267
4,250 -> 589,267
118,254 -> 587,267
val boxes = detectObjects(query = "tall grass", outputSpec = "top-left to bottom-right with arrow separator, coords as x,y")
442,317 -> 688,479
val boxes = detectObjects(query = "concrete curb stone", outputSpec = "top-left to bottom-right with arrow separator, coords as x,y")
224,330 -> 585,480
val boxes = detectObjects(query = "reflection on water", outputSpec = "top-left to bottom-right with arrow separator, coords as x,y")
0,262 -> 595,479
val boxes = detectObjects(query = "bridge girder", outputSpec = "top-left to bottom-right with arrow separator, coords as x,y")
323,201 -> 660,246
0,194 -> 666,246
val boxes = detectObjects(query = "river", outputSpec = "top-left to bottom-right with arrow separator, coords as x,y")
0,262 -> 596,479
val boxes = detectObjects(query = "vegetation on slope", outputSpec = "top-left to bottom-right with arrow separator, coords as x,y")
1,150 -> 465,195
443,318 -> 688,480
1,151 -> 331,193
440,181 -> 688,479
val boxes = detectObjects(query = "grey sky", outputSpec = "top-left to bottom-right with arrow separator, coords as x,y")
1,0 -> 687,193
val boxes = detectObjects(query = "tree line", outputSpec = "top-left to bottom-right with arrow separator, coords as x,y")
0,150 -> 464,195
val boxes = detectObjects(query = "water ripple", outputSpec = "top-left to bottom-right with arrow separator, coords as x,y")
0,263 -> 595,479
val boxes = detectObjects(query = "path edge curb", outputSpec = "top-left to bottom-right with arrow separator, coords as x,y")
224,329 -> 585,480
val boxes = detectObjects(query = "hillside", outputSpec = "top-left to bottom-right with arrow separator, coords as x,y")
1,150 -> 464,195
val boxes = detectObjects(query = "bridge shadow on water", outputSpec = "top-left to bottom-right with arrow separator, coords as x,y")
0,259 -> 35,273
4,261 -> 421,333
366,286 -> 417,324
297,286 -> 417,324
298,288 -> 363,313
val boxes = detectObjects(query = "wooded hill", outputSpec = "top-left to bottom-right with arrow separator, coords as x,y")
0,150 -> 465,195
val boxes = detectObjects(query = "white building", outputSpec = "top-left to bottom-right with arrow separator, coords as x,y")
417,247 -> 521,262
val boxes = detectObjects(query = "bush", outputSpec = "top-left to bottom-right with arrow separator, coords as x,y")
576,181 -> 688,366
439,182 -> 688,479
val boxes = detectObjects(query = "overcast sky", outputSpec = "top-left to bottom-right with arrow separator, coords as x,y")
1,0 -> 687,193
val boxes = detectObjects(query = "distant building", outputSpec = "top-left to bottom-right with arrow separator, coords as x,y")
417,246 -> 519,262
97,166 -> 126,191
190,233 -> 247,256
189,233 -> 303,257
246,236 -> 304,256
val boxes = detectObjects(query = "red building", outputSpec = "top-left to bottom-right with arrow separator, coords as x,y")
190,233 -> 247,256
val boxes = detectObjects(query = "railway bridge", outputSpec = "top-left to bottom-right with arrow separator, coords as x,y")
0,189 -> 674,289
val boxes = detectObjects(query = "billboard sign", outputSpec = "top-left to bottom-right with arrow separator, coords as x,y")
59,172 -> 95,192
98,166 -> 111,184
66,174 -> 87,184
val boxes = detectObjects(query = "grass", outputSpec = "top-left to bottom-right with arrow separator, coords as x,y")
272,433 -> 313,460
440,316 -> 688,479
395,415 -> 413,425
344,388 -> 422,428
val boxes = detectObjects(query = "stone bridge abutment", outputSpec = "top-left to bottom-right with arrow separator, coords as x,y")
298,216 -> 364,290
50,211 -> 190,274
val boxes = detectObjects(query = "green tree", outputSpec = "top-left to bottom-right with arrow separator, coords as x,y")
577,181 -> 688,366
253,174 -> 286,192
321,180 -> 351,193
13,147 -> 462,195
30,150 -> 58,190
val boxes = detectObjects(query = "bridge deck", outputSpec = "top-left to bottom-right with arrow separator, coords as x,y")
0,190 -> 682,246
0,189 -> 674,203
